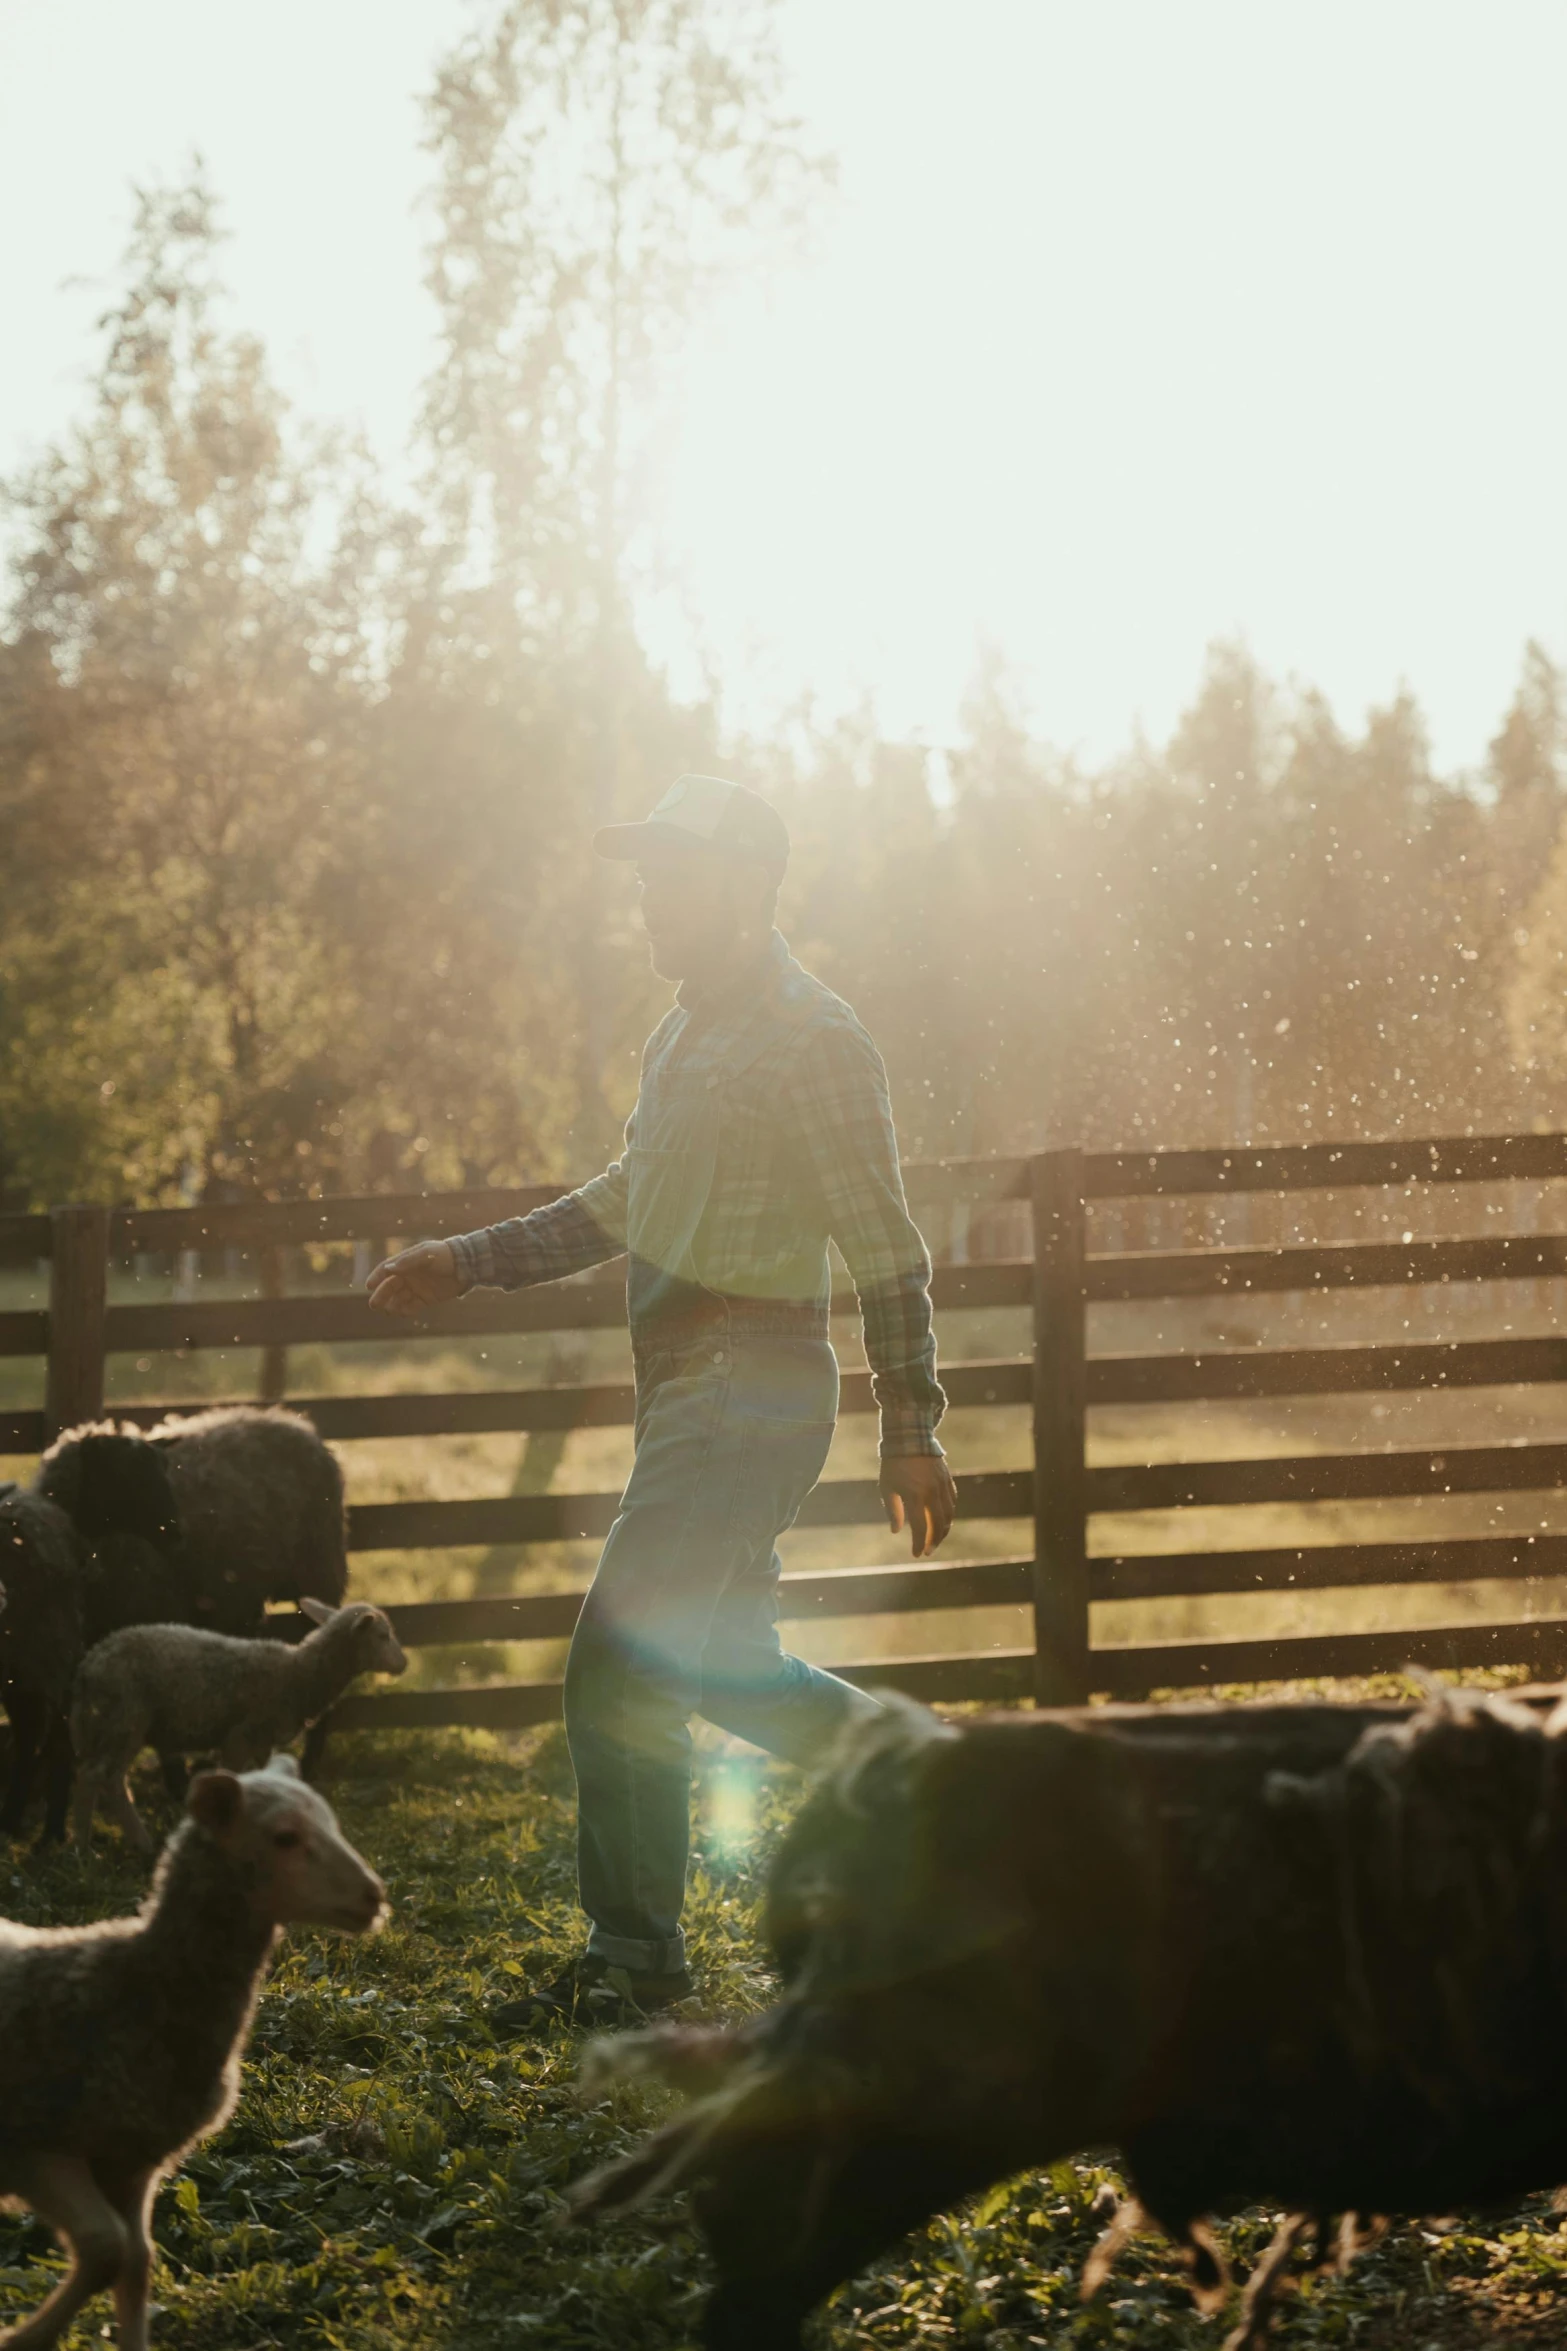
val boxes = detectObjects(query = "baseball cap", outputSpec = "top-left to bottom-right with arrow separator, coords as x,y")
593,775 -> 789,883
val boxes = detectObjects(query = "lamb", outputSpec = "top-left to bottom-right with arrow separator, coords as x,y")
70,1600 -> 407,1853
38,1405 -> 349,1637
572,1686 -> 1567,2351
0,1754 -> 385,2351
6,1410 -> 353,1844
35,1404 -> 351,1802
1,1443 -> 187,1846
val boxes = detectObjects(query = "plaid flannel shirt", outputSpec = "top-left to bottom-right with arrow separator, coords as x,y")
449,931 -> 945,1456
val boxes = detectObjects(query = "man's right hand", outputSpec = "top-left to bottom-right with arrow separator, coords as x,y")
366,1239 -> 462,1317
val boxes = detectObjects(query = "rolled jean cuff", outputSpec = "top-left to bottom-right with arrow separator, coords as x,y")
585,1924 -> 687,1975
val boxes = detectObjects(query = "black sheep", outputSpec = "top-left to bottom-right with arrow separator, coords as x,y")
44,1407 -> 350,1780
0,1435 -> 184,1844
7,1409 -> 349,1842
38,1406 -> 348,1636
0,1490 -> 86,1841
573,1687 -> 1567,2351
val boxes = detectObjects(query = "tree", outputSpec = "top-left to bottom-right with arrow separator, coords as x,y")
415,0 -> 830,1155
1489,639 -> 1564,803
0,180 -> 592,1208
0,183 -> 388,1204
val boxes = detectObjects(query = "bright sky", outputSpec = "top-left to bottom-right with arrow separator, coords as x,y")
4,0 -> 1566,771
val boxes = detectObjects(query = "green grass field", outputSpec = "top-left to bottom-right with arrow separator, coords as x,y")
8,1256 -> 1567,2340
5,1695 -> 1567,2350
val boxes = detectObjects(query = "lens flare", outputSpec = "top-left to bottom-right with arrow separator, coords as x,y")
706,1760 -> 760,1865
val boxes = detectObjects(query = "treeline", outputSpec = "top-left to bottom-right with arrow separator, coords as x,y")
773,637 -> 1567,1165
4,0 -> 1567,1214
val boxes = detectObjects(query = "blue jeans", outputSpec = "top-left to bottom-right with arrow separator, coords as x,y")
564,1331 -> 880,1973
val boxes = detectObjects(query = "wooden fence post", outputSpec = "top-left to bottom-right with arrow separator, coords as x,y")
258,1241 -> 288,1403
1030,1149 -> 1089,1705
46,1204 -> 110,1442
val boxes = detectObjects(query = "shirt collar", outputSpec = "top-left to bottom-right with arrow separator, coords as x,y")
677,927 -> 787,1014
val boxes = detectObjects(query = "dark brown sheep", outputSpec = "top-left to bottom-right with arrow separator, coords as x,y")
5,1410 -> 349,1844
38,1406 -> 348,1637
1,1444 -> 186,1845
574,1686 -> 1567,2351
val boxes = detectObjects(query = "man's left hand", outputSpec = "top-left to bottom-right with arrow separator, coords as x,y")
880,1454 -> 958,1559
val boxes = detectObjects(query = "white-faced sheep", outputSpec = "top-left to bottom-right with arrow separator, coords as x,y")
0,1754 -> 384,2351
71,1601 -> 407,1853
1,1444 -> 187,1847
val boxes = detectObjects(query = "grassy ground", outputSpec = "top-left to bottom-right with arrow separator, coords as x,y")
6,1694 -> 1567,2350
8,1248 -> 1567,2339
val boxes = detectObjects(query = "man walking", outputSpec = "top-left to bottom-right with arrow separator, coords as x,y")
368,775 -> 955,2027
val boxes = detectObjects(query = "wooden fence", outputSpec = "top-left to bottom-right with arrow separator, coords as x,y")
7,1132 -> 1567,1737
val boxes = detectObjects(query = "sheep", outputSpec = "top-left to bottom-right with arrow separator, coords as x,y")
571,1686 -> 1567,2351
38,1405 -> 349,1638
0,1493 -> 83,1844
6,1410 -> 351,1845
37,1404 -> 351,1798
1,1445 -> 187,1847
0,1753 -> 385,2351
70,1600 -> 407,1854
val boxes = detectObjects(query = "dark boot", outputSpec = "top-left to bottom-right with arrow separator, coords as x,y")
488,1952 -> 697,2036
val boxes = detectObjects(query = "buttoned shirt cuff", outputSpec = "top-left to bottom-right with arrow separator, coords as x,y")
877,1409 -> 946,1461
447,1229 -> 495,1293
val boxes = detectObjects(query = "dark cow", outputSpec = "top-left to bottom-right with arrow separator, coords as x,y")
574,1686 -> 1567,2351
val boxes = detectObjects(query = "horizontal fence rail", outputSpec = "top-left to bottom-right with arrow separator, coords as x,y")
343,1470 -> 1035,1554
1088,1443 -> 1567,1511
7,1131 -> 1567,1733
1094,1535 -> 1567,1602
9,1128 -> 1567,1266
1089,1235 -> 1567,1299
1088,1337 -> 1567,1404
1081,1132 -> 1567,1195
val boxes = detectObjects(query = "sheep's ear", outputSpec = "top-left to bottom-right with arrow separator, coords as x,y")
76,1431 -> 178,1543
298,1596 -> 336,1626
265,1752 -> 302,1781
189,1770 -> 244,1833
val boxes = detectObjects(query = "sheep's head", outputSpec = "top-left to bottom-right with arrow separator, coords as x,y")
37,1423 -> 180,1545
299,1596 -> 407,1678
188,1755 -> 387,1934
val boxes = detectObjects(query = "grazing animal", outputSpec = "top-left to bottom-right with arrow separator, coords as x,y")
0,1493 -> 84,1846
39,1406 -> 348,1637
0,1754 -> 384,2350
573,1687 -> 1567,2351
33,1405 -> 352,1807
70,1601 -> 407,1853
1,1444 -> 186,1845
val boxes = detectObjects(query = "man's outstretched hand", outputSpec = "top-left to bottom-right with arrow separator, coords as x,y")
366,1239 -> 462,1318
880,1453 -> 958,1559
